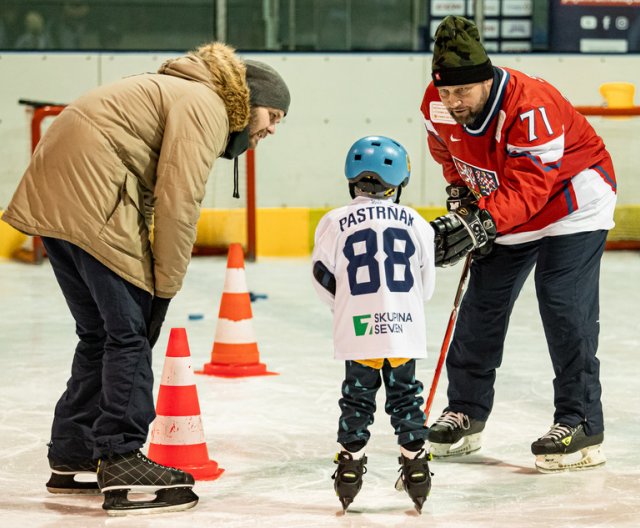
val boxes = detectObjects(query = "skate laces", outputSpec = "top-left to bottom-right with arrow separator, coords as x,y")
434,411 -> 471,430
136,451 -> 160,466
134,450 -> 180,471
540,423 -> 574,441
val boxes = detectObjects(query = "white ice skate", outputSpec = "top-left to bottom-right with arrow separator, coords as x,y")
428,411 -> 486,457
531,423 -> 606,473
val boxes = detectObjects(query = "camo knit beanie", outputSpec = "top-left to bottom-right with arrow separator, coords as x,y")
245,60 -> 291,115
431,15 -> 493,87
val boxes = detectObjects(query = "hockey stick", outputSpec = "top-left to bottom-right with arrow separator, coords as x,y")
424,252 -> 473,424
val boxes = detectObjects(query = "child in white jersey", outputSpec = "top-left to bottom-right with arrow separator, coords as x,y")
311,136 -> 436,513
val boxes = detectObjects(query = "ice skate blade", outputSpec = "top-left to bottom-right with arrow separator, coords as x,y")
338,497 -> 353,512
535,445 -> 606,473
409,494 -> 426,514
46,473 -> 100,495
46,485 -> 100,495
430,433 -> 482,458
103,487 -> 199,516
394,474 -> 430,513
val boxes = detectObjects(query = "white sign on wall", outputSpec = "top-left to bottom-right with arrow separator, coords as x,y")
431,0 -> 466,16
502,20 -> 532,38
503,0 -> 533,16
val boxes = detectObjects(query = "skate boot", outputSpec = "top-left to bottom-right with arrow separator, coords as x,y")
531,423 -> 606,473
395,449 -> 433,514
332,451 -> 367,512
46,459 -> 99,494
428,410 -> 485,457
97,450 -> 198,516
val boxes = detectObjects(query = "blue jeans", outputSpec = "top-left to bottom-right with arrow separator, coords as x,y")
446,230 -> 607,435
43,237 -> 154,462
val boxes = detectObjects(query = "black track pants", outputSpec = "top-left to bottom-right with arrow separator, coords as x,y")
43,237 -> 154,462
445,230 -> 607,435
337,359 -> 428,449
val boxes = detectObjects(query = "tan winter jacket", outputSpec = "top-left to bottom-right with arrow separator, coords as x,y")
3,43 -> 250,298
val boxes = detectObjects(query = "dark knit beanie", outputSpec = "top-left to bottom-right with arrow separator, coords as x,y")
431,16 -> 493,87
245,60 -> 291,115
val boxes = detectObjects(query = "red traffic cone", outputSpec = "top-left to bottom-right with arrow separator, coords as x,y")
198,243 -> 277,377
148,328 -> 223,480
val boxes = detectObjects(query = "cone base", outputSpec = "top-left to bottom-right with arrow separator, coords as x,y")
148,443 -> 224,481
197,361 -> 278,378
184,461 -> 225,481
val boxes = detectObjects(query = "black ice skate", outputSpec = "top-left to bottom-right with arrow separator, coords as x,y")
531,423 -> 606,473
332,451 -> 367,512
395,449 -> 433,514
46,459 -> 99,494
428,410 -> 485,457
97,450 -> 198,516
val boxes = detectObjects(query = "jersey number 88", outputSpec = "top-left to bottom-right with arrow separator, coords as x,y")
343,227 -> 415,295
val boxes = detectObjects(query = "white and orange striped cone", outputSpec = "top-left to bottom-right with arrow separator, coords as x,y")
198,243 -> 277,378
148,327 -> 224,481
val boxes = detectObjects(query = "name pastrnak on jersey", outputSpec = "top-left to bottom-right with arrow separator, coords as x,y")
312,196 -> 436,361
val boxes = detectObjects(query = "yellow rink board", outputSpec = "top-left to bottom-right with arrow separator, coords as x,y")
1,205 -> 638,259
0,211 -> 28,258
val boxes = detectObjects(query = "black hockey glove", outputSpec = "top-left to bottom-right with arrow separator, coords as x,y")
313,260 -> 336,295
446,185 -> 477,212
431,206 -> 497,267
148,296 -> 171,349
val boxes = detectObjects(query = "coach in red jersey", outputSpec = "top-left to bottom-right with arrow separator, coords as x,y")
421,16 -> 616,473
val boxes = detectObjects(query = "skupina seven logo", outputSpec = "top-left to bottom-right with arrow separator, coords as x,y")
352,312 -> 413,336
353,315 -> 373,336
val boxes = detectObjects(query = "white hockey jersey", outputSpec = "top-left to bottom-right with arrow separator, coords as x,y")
312,195 -> 436,361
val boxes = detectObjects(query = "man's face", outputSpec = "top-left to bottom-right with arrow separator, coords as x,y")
248,107 -> 284,149
437,79 -> 493,126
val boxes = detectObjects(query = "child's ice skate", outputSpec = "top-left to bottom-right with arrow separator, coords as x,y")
46,459 -> 99,494
531,423 -> 606,473
332,451 -> 367,512
395,449 -> 433,514
97,450 -> 198,516
428,410 -> 485,457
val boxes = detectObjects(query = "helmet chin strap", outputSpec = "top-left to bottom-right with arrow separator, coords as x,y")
351,184 -> 401,203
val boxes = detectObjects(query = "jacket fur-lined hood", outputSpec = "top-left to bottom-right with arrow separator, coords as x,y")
158,42 -> 250,132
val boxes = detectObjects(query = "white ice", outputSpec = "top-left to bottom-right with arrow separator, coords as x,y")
1,251 -> 639,528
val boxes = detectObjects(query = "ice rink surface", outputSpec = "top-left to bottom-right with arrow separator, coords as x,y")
1,251 -> 639,528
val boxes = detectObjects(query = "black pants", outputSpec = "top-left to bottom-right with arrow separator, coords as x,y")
337,359 -> 428,450
43,237 -> 154,462
446,230 -> 607,435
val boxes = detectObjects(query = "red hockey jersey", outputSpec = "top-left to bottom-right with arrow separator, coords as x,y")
420,67 -> 616,237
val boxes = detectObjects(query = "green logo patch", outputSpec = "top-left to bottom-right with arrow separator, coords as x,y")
353,314 -> 372,336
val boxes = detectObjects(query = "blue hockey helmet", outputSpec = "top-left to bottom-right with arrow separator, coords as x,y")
345,136 -> 411,189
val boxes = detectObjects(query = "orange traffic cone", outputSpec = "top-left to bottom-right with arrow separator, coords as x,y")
198,243 -> 277,378
148,327 -> 223,480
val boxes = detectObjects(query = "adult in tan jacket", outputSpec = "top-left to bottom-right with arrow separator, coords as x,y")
2,42 -> 290,515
